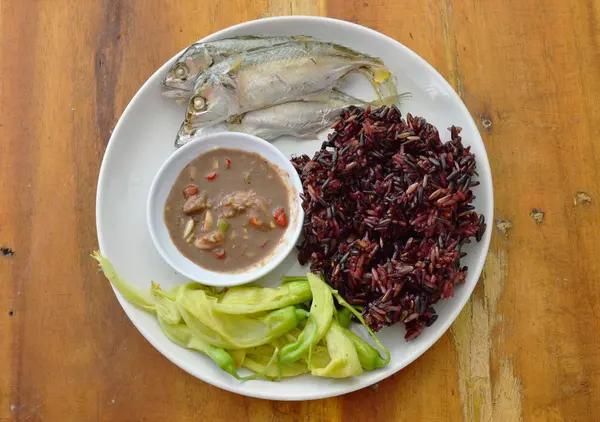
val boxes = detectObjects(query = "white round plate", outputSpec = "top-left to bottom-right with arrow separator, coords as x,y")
96,16 -> 493,401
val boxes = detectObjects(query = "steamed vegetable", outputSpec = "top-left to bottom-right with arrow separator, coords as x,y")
153,285 -> 182,324
92,252 -> 390,381
331,290 -> 391,367
311,320 -> 363,378
279,273 -> 333,364
93,252 -> 155,314
214,282 -> 312,314
342,327 -> 387,371
178,287 -> 308,349
244,352 -> 309,379
93,253 -> 264,379
336,308 -> 352,329
158,318 -> 241,379
278,314 -> 318,366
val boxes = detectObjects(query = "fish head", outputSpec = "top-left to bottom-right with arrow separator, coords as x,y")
186,73 -> 237,128
163,44 -> 214,92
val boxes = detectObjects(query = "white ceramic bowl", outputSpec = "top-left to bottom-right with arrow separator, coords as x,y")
147,132 -> 304,287
96,16 -> 493,400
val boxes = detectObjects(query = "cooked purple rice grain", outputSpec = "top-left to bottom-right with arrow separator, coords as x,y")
292,108 -> 485,339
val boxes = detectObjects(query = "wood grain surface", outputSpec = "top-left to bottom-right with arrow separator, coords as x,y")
1,0 -> 599,421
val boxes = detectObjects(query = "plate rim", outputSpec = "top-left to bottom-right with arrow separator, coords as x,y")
96,15 -> 494,401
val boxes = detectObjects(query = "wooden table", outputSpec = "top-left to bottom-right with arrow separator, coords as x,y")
1,0 -> 598,420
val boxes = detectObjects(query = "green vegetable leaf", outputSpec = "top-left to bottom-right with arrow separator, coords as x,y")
152,283 -> 182,325
214,282 -> 312,314
92,251 -> 156,314
331,289 -> 390,366
157,318 -> 240,378
243,346 -> 309,379
178,287 -> 306,349
336,308 -> 352,329
281,275 -> 308,284
307,273 -> 334,343
279,273 -> 333,364
342,327 -> 386,370
311,320 -> 363,378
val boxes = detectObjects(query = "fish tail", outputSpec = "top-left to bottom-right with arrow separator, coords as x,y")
328,87 -> 410,108
357,65 -> 397,101
368,91 -> 412,107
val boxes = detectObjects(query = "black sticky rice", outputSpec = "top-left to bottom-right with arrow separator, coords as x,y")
291,106 -> 486,340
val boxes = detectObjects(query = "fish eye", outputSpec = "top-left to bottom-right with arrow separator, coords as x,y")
191,95 -> 206,111
173,63 -> 189,79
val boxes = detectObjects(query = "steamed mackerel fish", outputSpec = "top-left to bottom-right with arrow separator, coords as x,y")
176,41 -> 394,145
163,35 -> 311,100
227,90 -> 408,141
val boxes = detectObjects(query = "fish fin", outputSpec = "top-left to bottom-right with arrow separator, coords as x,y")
377,70 -> 398,101
373,68 -> 392,85
328,86 -> 410,107
296,90 -> 339,102
328,88 -> 367,103
175,122 -> 196,148
368,92 -> 412,107
357,66 -> 396,101
327,42 -> 384,63
290,35 -> 314,42
227,54 -> 244,73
